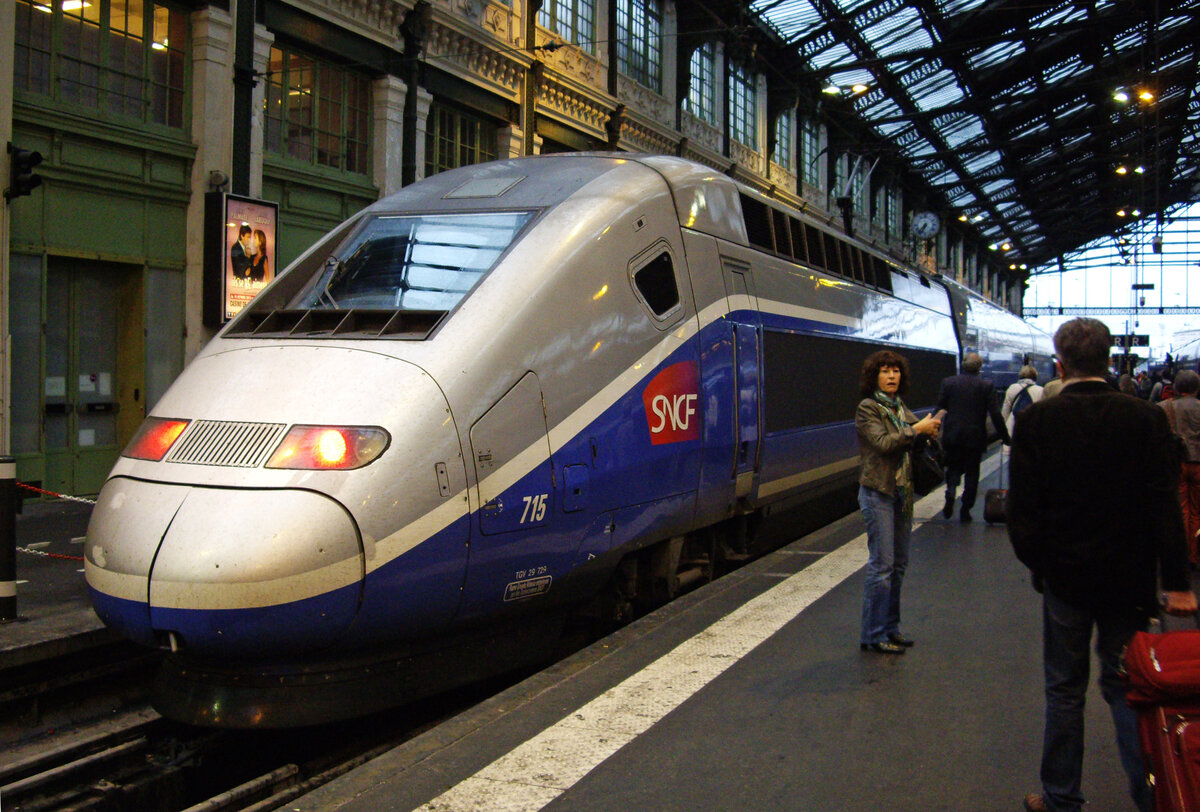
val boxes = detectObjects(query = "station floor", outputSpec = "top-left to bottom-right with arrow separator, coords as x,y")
1,451 -> 1162,811
292,450 -> 1149,812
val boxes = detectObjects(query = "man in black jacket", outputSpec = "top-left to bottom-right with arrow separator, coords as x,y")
936,352 -> 1010,522
1009,318 -> 1196,812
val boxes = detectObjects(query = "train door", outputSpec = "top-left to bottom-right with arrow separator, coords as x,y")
459,371 -> 558,618
723,259 -> 762,500
43,259 -> 145,496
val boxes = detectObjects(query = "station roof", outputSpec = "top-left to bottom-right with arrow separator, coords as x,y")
745,0 -> 1200,273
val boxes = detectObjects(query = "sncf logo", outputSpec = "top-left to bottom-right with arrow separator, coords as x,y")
643,361 -> 700,445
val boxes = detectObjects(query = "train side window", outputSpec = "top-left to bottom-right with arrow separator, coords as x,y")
631,250 -> 680,318
772,209 -> 793,259
789,216 -> 808,264
805,224 -> 826,270
739,194 -> 774,253
826,235 -> 844,278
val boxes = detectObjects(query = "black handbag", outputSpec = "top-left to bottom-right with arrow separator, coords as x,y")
910,434 -> 946,496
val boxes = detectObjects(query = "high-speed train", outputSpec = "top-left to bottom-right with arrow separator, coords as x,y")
85,154 -> 1050,727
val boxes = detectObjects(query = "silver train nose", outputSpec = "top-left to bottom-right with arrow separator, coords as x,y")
86,478 -> 363,657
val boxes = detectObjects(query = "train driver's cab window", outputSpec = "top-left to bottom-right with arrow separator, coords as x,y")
288,211 -> 534,312
631,248 -> 680,321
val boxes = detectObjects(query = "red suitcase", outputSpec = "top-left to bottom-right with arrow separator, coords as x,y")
1133,704 -> 1200,812
1125,622 -> 1200,811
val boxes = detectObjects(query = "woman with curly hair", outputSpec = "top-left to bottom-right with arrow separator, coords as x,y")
855,349 -> 941,654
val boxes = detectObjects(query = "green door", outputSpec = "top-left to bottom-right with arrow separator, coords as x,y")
43,259 -> 144,497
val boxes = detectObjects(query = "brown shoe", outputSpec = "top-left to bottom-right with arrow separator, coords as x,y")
1023,794 -> 1049,812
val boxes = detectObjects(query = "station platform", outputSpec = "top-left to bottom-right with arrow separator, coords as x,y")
292,449 -> 1155,812
1,453 -> 1172,811
0,497 -> 113,670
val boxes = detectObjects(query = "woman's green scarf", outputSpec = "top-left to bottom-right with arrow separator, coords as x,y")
873,390 -> 914,521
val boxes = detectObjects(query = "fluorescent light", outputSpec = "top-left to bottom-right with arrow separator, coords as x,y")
61,0 -> 91,10
822,84 -> 841,95
1138,89 -> 1155,102
1113,90 -> 1129,102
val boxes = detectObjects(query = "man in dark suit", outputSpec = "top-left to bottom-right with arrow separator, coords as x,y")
936,352 -> 1010,522
1008,317 -> 1195,812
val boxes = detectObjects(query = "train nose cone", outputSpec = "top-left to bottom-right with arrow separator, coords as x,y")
87,479 -> 363,658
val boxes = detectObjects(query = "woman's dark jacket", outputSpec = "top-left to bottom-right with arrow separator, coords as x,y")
856,398 -> 917,496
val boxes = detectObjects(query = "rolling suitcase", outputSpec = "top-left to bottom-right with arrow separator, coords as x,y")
983,448 -> 1007,524
1125,618 -> 1200,812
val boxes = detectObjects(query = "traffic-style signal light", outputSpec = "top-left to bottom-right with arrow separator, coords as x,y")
5,142 -> 44,201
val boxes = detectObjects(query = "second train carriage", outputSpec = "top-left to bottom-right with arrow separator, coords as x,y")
84,154 -> 1046,726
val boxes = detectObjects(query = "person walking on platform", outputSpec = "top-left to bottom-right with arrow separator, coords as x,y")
1161,368 -> 1200,565
936,352 -> 1010,522
1008,318 -> 1197,812
1002,365 -> 1044,435
854,350 -> 941,655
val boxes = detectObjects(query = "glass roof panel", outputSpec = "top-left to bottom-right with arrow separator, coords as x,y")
968,40 -> 1024,71
861,7 -> 931,58
1030,4 -> 1089,30
809,42 -> 854,70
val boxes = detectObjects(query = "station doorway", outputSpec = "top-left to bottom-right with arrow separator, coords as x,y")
30,258 -> 145,497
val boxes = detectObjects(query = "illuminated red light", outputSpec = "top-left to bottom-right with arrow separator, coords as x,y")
123,418 -> 190,461
266,425 -> 389,470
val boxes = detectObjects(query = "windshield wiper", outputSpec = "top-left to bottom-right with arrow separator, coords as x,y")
315,256 -> 345,308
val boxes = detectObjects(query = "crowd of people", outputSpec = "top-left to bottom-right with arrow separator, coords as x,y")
853,318 -> 1200,812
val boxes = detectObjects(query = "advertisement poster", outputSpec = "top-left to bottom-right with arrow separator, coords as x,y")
223,196 -> 278,320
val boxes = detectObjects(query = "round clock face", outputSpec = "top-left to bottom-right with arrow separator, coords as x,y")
912,211 -> 940,239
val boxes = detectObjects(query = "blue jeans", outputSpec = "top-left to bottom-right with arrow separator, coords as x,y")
1039,589 -> 1151,812
859,485 -> 910,645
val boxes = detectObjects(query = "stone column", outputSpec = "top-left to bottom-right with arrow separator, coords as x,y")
185,6 -> 235,361
373,75 -> 407,197
412,88 -> 433,182
249,24 -> 274,199
498,125 -> 524,159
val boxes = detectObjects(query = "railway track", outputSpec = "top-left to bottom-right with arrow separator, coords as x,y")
1,662 -> 523,812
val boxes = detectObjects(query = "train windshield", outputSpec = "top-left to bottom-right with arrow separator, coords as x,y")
289,211 -> 534,311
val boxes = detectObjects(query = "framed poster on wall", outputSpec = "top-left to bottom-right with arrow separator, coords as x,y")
204,192 -> 279,325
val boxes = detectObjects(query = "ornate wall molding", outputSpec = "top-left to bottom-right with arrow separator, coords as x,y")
537,73 -> 613,141
681,111 -> 720,154
289,0 -> 407,47
535,29 -> 604,88
617,109 -> 679,155
425,17 -> 525,102
768,162 -> 797,195
617,75 -> 673,126
729,140 -> 764,176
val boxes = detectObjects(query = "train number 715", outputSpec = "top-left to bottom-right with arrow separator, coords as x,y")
520,493 -> 549,523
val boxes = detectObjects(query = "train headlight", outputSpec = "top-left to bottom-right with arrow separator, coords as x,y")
123,417 -> 190,461
266,426 -> 390,470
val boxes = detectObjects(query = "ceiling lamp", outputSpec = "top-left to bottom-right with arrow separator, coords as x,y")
1134,165 -> 1145,174
1138,89 -> 1155,102
1115,165 -> 1128,175
850,83 -> 869,94
1113,89 -> 1129,102
1117,209 -> 1127,217
822,83 -> 841,95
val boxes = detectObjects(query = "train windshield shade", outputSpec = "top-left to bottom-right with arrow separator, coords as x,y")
289,211 -> 534,312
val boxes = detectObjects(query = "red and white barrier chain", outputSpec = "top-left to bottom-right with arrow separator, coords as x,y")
13,482 -> 92,562
16,482 -> 97,505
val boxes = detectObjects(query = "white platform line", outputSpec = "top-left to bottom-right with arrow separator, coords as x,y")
417,452 -> 1003,812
